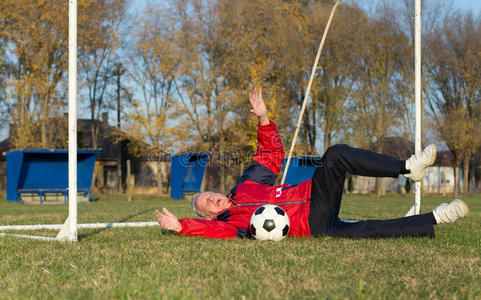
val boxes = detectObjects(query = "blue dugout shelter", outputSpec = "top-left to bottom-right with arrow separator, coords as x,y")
6,150 -> 99,203
282,156 -> 322,185
170,153 -> 210,200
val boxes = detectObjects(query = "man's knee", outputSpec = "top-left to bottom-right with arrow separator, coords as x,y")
324,144 -> 350,162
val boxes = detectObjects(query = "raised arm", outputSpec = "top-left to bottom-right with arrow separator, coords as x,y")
252,120 -> 284,175
231,89 -> 285,189
249,88 -> 284,175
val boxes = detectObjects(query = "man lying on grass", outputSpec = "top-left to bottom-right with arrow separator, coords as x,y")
156,88 -> 469,239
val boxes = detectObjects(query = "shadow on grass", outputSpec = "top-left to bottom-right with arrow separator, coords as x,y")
159,230 -> 177,236
78,208 -> 155,240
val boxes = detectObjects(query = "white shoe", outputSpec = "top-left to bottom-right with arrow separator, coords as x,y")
432,199 -> 469,224
405,144 -> 437,181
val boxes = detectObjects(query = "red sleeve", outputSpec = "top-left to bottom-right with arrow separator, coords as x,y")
177,218 -> 238,239
252,120 -> 285,174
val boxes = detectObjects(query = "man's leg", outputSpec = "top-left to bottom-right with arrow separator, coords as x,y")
312,144 -> 403,212
326,213 -> 436,238
325,198 -> 469,239
308,144 -> 406,235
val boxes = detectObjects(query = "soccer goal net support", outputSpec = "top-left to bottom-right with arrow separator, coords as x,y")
0,0 -> 158,242
407,0 -> 423,216
1,1 -> 425,241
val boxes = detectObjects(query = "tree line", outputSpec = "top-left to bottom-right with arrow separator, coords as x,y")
0,0 -> 479,195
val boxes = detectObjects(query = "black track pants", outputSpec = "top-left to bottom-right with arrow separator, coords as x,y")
308,144 -> 435,238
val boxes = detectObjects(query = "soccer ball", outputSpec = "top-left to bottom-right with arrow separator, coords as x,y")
249,204 -> 290,241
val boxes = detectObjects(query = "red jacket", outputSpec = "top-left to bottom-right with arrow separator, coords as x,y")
178,121 -> 312,239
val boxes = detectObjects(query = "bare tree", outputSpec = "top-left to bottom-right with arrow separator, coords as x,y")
78,0 -> 127,149
347,3 -> 412,195
0,32 -> 6,105
426,11 -> 481,195
123,2 -> 178,193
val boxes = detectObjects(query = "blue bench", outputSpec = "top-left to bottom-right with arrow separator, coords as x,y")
16,188 -> 91,204
6,150 -> 99,203
282,156 -> 322,185
170,153 -> 210,200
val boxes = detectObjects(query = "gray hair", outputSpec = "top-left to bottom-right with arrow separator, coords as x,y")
190,192 -> 207,218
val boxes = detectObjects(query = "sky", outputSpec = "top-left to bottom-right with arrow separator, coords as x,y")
357,0 -> 481,12
455,0 -> 481,12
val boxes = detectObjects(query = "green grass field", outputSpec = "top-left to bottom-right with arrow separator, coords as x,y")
1,194 -> 480,299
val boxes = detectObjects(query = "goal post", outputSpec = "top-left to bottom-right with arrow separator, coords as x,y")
0,0 -> 79,242
406,0 -> 423,216
414,0 -> 422,215
56,0 -> 79,242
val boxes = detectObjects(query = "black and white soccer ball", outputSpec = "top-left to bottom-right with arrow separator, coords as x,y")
249,204 -> 290,241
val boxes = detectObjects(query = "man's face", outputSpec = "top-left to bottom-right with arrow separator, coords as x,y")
195,192 -> 231,220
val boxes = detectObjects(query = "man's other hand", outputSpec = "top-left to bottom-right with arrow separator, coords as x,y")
156,208 -> 182,232
249,87 -> 269,125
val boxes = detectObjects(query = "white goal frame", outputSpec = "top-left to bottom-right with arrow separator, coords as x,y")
0,0 -> 158,242
406,0 -> 423,216
1,1 -> 424,241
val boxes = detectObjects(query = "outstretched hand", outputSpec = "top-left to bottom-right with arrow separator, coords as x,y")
156,208 -> 182,232
249,88 -> 269,125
